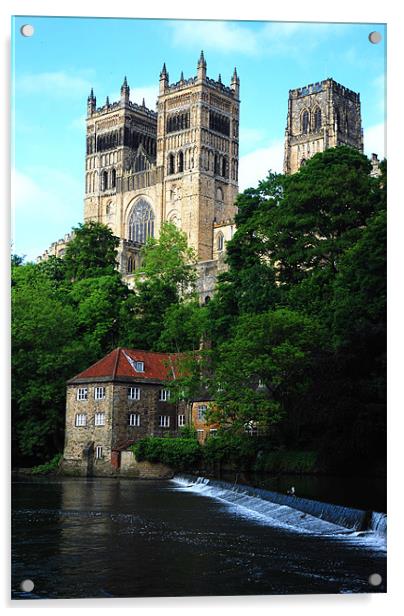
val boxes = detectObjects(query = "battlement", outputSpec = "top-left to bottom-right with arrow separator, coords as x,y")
88,98 -> 157,119
290,78 -> 360,103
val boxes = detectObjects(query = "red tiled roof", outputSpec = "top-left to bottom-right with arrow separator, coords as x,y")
68,348 -> 180,383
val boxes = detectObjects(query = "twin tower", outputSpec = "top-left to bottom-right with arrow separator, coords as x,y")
84,52 -> 240,278
84,52 -> 363,284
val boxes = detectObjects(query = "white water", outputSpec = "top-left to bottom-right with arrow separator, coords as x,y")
172,475 -> 387,553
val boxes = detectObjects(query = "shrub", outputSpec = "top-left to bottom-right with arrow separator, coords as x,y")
131,437 -> 202,470
253,450 -> 317,473
31,453 -> 63,475
202,432 -> 258,468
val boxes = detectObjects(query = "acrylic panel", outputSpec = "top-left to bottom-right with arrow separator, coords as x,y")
11,15 -> 387,600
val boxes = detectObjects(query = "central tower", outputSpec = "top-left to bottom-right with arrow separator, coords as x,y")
157,51 -> 240,260
83,52 -> 240,269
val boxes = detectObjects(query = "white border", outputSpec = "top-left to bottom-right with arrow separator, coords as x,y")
1,0 -> 402,614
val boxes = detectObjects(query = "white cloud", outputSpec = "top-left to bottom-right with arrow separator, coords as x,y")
239,139 -> 284,191
12,167 -> 83,262
170,21 -> 259,55
17,71 -> 92,98
170,21 -> 344,58
363,122 -> 386,159
130,85 -> 159,110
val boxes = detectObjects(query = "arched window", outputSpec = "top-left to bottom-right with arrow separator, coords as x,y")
301,110 -> 309,134
314,107 -> 322,131
217,233 -> 224,251
127,257 -> 133,273
102,170 -> 108,191
128,199 -> 155,243
178,151 -> 184,173
222,157 -> 227,178
335,110 -> 340,131
300,158 -> 307,167
216,187 -> 223,202
168,153 -> 175,175
111,168 -> 116,188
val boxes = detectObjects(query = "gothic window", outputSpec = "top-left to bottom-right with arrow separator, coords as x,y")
214,154 -> 220,176
217,233 -> 224,251
127,256 -> 133,273
168,153 -> 175,175
222,156 -> 228,178
128,199 -> 155,243
111,168 -> 116,188
178,151 -> 184,173
335,110 -> 340,131
314,107 -> 322,131
216,187 -> 223,202
300,158 -> 307,167
302,110 -> 309,134
102,170 -> 108,191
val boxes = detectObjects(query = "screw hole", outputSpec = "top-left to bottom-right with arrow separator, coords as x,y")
368,573 -> 382,586
20,579 -> 35,592
20,24 -> 34,37
368,31 -> 382,44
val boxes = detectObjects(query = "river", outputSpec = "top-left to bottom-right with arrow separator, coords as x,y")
11,476 -> 386,599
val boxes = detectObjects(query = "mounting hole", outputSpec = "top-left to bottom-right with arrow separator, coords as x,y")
20,579 -> 34,592
20,24 -> 34,37
368,573 -> 382,586
368,31 -> 382,44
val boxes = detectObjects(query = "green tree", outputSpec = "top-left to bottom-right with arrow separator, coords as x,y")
11,264 -> 86,460
209,309 -> 321,433
119,223 -> 198,351
64,221 -> 120,281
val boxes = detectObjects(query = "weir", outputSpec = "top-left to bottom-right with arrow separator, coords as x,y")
173,474 -> 387,537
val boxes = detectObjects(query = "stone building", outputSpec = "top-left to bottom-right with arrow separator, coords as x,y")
283,78 -> 363,174
62,347 -> 186,476
84,51 -> 239,294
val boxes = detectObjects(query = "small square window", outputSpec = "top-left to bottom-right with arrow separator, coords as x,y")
95,412 -> 105,426
159,415 -> 170,428
197,405 -> 207,421
77,388 -> 88,401
159,389 -> 170,402
75,413 -> 87,427
129,413 -> 141,427
128,387 -> 140,400
94,387 -> 106,400
134,361 -> 144,372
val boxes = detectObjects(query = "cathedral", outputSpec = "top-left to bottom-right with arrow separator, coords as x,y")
39,59 -> 369,300
83,51 -> 239,301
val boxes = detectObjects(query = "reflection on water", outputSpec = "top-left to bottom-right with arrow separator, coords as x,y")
12,477 -> 386,600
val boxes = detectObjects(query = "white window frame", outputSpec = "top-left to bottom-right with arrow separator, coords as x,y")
75,413 -> 87,427
94,386 -> 106,400
159,389 -> 170,402
134,361 -> 144,372
94,412 -> 105,426
77,387 -> 88,401
128,387 -> 140,401
209,429 -> 218,436
178,414 -> 186,427
129,413 -> 141,427
95,446 -> 103,459
159,415 -> 170,428
197,405 -> 207,421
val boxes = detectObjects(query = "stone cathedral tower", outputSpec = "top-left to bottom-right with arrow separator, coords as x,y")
83,52 -> 240,281
283,78 -> 363,174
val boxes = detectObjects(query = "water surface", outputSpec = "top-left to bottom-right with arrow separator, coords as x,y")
12,477 -> 386,599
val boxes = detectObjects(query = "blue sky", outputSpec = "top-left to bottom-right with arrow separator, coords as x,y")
11,16 -> 386,261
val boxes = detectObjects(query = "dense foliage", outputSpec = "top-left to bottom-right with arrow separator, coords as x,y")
12,147 -> 386,476
132,437 -> 202,470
